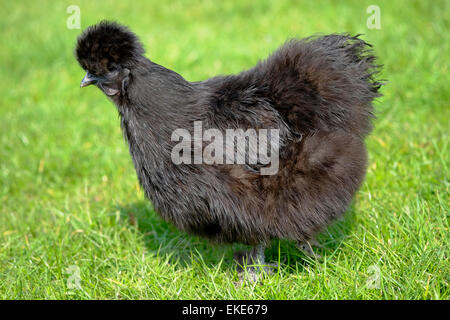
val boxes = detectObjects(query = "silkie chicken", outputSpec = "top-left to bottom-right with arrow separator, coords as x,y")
75,21 -> 382,274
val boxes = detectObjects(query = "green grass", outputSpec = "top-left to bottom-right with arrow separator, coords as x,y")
0,0 -> 448,299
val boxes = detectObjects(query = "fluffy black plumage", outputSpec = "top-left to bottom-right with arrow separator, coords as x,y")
76,21 -> 144,76
75,21 -> 382,265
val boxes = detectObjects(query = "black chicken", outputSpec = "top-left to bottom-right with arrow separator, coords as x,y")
75,21 -> 382,270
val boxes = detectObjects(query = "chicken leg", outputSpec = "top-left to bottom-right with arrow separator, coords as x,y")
234,244 -> 277,284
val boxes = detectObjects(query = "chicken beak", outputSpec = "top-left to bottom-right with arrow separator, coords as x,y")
80,72 -> 100,88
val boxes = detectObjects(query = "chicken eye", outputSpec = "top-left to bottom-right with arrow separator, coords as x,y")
108,63 -> 119,72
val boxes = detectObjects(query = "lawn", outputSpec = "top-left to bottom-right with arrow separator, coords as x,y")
0,0 -> 448,299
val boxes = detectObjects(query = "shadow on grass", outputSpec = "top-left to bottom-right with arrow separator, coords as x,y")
115,200 -> 357,273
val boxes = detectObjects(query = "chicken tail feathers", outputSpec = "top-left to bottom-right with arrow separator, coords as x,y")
257,34 -> 384,136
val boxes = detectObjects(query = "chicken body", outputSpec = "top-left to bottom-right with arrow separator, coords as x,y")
76,22 -> 382,263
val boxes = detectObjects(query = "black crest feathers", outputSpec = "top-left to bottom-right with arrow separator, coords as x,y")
75,21 -> 144,75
